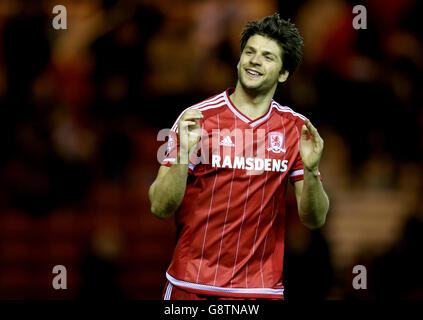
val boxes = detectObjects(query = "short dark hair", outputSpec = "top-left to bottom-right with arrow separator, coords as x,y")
240,13 -> 304,78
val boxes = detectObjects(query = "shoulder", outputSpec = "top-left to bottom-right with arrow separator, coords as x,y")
190,91 -> 228,115
271,100 -> 308,126
171,91 -> 228,131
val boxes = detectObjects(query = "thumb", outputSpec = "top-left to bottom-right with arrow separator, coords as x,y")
301,124 -> 310,140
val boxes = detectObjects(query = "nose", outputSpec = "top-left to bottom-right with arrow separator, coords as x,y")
250,53 -> 261,66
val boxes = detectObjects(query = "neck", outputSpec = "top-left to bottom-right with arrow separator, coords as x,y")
230,82 -> 277,120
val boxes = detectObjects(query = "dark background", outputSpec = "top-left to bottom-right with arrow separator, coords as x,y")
0,0 -> 422,299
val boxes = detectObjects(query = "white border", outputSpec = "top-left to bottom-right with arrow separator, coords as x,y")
164,282 -> 173,300
166,272 -> 284,296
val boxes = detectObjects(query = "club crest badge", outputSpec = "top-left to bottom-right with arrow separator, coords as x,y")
267,132 -> 286,153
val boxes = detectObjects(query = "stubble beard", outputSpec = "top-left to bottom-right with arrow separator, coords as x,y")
238,67 -> 264,94
238,67 -> 278,96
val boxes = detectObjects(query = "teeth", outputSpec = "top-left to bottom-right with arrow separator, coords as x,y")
247,70 -> 259,76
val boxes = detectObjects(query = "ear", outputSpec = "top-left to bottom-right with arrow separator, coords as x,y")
237,61 -> 240,70
278,70 -> 289,83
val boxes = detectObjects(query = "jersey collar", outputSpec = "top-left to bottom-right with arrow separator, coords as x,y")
224,88 -> 275,127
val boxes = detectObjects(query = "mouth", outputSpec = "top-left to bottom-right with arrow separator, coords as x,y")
245,68 -> 263,79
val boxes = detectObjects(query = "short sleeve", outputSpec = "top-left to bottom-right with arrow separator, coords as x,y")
289,118 -> 322,183
161,129 -> 179,167
289,152 -> 306,183
160,112 -> 197,174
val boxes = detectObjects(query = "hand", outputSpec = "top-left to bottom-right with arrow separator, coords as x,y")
300,119 -> 324,175
178,109 -> 203,161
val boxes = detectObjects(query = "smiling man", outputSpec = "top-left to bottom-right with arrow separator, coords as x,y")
149,13 -> 329,300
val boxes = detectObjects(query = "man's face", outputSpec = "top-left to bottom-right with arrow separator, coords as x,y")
237,34 -> 288,93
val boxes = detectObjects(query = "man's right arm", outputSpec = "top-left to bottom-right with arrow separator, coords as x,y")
148,163 -> 189,219
148,109 -> 203,219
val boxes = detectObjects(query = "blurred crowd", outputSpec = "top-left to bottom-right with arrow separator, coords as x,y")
0,0 -> 422,299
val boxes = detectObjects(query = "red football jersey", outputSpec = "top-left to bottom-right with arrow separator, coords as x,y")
160,88 -> 318,299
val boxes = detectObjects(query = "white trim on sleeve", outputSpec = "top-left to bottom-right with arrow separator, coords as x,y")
290,169 -> 321,178
290,169 -> 304,177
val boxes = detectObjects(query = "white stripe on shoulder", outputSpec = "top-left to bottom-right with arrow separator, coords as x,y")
171,94 -> 226,132
272,101 -> 307,121
191,92 -> 226,109
197,101 -> 226,112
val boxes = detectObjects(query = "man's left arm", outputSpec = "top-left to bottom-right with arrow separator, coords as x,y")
294,119 -> 329,229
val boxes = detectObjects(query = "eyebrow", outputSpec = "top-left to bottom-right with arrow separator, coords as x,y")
245,45 -> 278,58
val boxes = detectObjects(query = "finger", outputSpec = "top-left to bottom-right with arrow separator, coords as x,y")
304,119 -> 314,132
190,131 -> 201,140
185,109 -> 203,115
301,124 -> 310,140
178,121 -> 196,134
305,119 -> 318,135
182,110 -> 203,120
305,119 -> 320,140
181,120 -> 197,126
183,114 -> 203,120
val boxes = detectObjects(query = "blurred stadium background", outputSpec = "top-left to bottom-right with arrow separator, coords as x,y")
0,0 -> 422,299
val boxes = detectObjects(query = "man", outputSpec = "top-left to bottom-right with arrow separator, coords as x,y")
149,13 -> 329,300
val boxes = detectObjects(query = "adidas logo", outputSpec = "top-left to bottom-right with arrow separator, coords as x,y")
219,136 -> 235,147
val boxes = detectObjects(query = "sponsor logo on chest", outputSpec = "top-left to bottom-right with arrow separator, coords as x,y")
210,130 -> 289,173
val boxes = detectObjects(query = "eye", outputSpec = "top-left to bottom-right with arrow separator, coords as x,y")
265,56 -> 273,61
